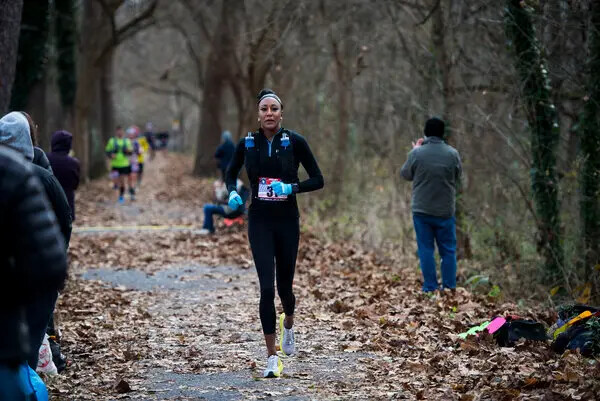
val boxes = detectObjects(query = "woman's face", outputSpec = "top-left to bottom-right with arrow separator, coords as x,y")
258,97 -> 282,132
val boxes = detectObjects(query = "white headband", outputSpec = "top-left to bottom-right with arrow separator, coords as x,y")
258,93 -> 282,106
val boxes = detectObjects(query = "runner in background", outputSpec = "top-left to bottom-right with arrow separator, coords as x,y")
143,122 -> 156,160
105,126 -> 133,204
126,126 -> 144,191
135,125 -> 149,185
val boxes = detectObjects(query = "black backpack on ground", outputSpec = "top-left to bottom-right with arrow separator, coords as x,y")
493,318 -> 548,347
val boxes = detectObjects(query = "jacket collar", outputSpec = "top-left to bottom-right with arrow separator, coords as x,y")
423,136 -> 444,145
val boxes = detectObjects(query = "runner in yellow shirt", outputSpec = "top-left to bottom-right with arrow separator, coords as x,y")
133,125 -> 148,186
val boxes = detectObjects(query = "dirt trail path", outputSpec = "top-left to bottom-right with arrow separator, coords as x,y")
49,153 -> 598,400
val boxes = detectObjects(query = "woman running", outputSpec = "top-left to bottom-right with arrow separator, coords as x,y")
226,89 -> 324,378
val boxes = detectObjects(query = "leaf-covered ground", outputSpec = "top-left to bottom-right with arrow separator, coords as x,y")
49,153 -> 599,400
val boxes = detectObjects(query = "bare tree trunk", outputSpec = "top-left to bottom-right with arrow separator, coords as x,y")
100,50 -> 115,142
579,0 -> 600,300
192,0 -> 236,176
26,76 -> 49,150
192,61 -> 225,176
0,0 -> 23,114
84,50 -> 115,180
506,0 -> 564,281
432,0 -> 472,260
331,43 -> 351,201
72,0 -> 107,180
88,77 -> 106,179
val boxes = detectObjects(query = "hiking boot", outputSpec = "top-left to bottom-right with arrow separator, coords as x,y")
263,355 -> 283,378
279,313 -> 295,356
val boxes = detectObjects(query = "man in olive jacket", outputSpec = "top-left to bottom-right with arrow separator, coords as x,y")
400,117 -> 462,292
0,146 -> 67,398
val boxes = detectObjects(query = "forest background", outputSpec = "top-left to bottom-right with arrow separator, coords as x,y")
1,0 -> 599,305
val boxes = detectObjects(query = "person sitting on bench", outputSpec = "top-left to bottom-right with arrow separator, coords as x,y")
198,179 -> 249,235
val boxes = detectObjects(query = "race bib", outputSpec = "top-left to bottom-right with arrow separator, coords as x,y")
258,177 -> 288,201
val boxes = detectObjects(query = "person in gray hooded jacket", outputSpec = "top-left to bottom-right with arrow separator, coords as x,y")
0,112 -> 71,244
400,117 -> 462,292
21,111 -> 53,173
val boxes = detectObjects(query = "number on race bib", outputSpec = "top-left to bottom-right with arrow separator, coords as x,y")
258,177 -> 288,201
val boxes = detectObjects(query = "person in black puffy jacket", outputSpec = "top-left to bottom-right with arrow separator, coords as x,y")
0,145 -> 67,399
0,111 -> 72,369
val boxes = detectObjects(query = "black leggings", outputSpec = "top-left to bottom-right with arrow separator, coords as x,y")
248,214 -> 300,335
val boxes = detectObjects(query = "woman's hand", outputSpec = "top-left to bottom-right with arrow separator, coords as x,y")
228,191 -> 243,210
270,181 -> 292,196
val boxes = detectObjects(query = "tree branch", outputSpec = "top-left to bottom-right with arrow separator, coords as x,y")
95,0 -> 118,45
95,0 -> 158,66
129,80 -> 201,106
416,0 -> 441,26
384,0 -> 423,75
180,0 -> 212,42
160,19 -> 203,79
490,158 -> 542,231
115,0 -> 158,43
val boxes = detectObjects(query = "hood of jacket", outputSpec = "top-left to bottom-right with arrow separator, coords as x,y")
0,112 -> 33,161
51,130 -> 73,154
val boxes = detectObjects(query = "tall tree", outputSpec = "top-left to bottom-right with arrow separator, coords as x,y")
229,1 -> 298,141
186,0 -> 296,176
430,0 -> 472,259
191,0 -> 236,176
9,0 -> 50,111
0,0 -> 24,115
316,0 -> 368,199
579,0 -> 600,289
8,0 -> 76,149
55,0 -> 77,109
505,0 -> 564,281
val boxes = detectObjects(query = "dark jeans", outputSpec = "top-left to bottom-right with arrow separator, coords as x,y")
413,213 -> 457,292
202,204 -> 226,232
26,291 -> 58,369
248,214 -> 299,335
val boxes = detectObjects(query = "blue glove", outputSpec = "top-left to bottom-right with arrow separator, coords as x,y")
271,181 -> 292,196
228,191 -> 243,210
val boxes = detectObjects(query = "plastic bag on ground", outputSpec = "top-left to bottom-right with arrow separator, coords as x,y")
36,334 -> 58,375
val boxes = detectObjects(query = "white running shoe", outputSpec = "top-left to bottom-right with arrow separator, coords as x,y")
279,313 -> 295,356
263,355 -> 283,378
